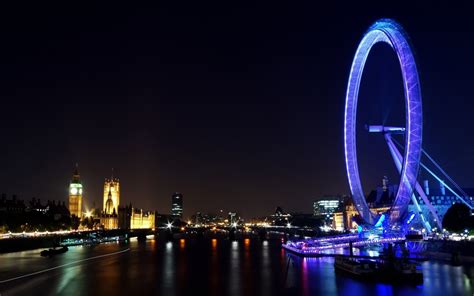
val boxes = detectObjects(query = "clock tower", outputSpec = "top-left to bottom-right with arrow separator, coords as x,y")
69,165 -> 83,219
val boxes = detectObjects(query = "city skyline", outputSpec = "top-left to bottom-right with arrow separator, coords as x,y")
0,2 -> 473,218
1,3 -> 474,295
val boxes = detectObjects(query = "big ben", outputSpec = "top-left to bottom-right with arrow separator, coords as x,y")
69,165 -> 83,218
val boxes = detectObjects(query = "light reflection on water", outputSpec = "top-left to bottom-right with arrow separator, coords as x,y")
289,252 -> 472,296
162,241 -> 175,295
260,240 -> 271,296
210,238 -> 220,296
242,238 -> 253,295
56,260 -> 81,294
0,239 -> 472,296
229,240 -> 241,296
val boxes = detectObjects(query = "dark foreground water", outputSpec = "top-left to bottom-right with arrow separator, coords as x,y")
0,238 -> 472,296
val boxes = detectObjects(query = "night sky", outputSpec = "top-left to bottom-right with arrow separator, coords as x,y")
0,2 -> 473,218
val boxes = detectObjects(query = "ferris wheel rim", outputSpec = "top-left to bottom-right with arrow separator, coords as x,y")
343,19 -> 423,227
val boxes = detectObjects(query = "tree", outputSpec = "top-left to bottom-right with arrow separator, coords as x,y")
71,215 -> 80,230
80,217 -> 95,229
442,203 -> 473,232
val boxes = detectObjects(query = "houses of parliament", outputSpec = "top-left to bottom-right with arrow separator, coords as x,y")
68,166 -> 155,230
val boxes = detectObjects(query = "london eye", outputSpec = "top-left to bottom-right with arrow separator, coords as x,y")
344,19 -> 423,229
344,19 -> 473,233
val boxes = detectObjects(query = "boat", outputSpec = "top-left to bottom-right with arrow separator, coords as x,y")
40,246 -> 69,257
334,255 -> 423,284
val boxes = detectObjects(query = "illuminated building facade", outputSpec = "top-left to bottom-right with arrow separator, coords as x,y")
314,197 -> 342,229
171,192 -> 183,218
131,208 -> 155,229
68,166 -> 83,218
408,181 -> 474,229
313,197 -> 341,216
103,176 -> 120,215
333,202 -> 390,231
118,204 -> 155,230
270,206 -> 291,226
101,212 -> 118,229
101,174 -> 120,229
333,180 -> 474,231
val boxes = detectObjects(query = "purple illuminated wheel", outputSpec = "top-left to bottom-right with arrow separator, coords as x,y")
344,19 -> 423,227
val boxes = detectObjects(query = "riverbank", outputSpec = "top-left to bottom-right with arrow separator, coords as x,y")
0,229 -> 145,253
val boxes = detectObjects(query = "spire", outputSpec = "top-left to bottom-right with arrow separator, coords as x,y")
72,163 -> 80,183
105,187 -> 113,214
73,163 -> 79,176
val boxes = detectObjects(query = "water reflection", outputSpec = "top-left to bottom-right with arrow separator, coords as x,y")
161,241 -> 175,295
244,238 -> 250,248
421,262 -> 472,296
56,262 -> 82,294
211,238 -> 217,250
176,239 -> 187,295
287,253 -> 473,296
242,238 -> 253,295
229,241 -> 241,296
301,258 -> 309,296
209,238 -> 220,296
260,240 -> 271,296
0,239 -> 472,296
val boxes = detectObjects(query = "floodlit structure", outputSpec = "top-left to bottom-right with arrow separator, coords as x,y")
68,165 -> 83,219
103,175 -> 120,215
344,19 -> 473,233
313,199 -> 341,216
118,204 -> 155,230
283,18 -> 474,255
131,208 -> 155,229
344,19 -> 422,229
101,172 -> 120,229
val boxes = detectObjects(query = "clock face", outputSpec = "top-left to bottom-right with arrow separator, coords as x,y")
79,188 -> 83,194
70,187 -> 78,195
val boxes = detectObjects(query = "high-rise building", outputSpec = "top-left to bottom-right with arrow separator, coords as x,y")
103,174 -> 120,215
68,165 -> 83,218
171,192 -> 183,218
313,197 -> 341,216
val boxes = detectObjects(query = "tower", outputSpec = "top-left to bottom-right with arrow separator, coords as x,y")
105,188 -> 114,214
100,170 -> 119,229
68,164 -> 83,218
171,192 -> 183,218
103,171 -> 120,215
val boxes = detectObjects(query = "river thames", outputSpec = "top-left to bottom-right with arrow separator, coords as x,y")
0,238 -> 472,296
